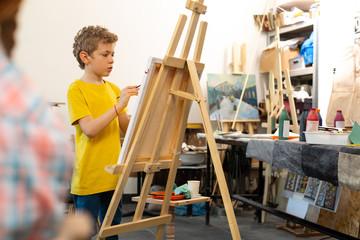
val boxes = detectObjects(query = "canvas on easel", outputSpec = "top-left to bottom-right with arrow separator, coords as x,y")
98,1 -> 241,239
117,57 -> 162,164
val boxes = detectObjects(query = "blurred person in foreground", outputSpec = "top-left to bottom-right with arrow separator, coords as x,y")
0,0 -> 91,239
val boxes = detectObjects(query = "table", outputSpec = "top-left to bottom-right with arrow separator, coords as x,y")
132,196 -> 210,240
197,133 -> 264,224
199,133 -> 360,240
245,139 -> 360,191
245,138 -> 360,239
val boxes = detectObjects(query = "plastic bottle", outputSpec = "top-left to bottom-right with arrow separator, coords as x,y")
316,109 -> 322,126
334,110 -> 345,128
299,109 -> 309,142
306,108 -> 319,132
271,116 -> 276,133
279,109 -> 290,140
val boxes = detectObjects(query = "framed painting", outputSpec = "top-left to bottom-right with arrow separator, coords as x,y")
207,74 -> 259,121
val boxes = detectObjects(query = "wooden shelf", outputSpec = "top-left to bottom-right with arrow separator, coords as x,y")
268,21 -> 313,39
290,67 -> 313,77
132,196 -> 210,207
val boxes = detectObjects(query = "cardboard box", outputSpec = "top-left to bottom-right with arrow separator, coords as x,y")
259,48 -> 299,73
289,56 -> 305,70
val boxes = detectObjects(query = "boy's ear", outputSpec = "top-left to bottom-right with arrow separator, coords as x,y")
79,51 -> 90,65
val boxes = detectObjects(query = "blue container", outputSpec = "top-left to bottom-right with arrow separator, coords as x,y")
174,202 -> 206,216
300,32 -> 314,66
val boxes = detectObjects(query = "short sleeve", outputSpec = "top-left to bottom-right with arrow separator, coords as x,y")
67,84 -> 90,125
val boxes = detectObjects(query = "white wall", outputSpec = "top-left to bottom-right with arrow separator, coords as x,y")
13,0 -> 268,136
318,0 -> 360,125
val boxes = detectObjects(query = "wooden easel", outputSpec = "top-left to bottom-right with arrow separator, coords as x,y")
261,26 -> 299,224
221,120 -> 259,134
96,1 -> 241,239
264,26 -> 299,134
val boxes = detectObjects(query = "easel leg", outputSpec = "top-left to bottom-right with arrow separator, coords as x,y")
261,164 -> 271,223
188,60 -> 241,240
156,75 -> 194,239
166,206 -> 175,240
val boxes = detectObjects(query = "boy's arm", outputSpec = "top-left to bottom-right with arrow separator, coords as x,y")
118,112 -> 130,134
79,86 -> 138,138
78,107 -> 121,138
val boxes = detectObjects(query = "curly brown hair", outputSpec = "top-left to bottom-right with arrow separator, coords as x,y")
73,25 -> 118,70
0,0 -> 22,57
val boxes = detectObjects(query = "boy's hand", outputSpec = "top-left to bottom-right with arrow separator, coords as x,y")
116,85 -> 139,109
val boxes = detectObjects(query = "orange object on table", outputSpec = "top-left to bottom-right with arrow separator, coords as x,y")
272,136 -> 299,140
150,191 -> 185,200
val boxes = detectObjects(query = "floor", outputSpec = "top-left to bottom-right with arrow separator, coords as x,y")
94,202 -> 338,240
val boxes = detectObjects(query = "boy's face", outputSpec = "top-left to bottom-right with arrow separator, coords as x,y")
87,42 -> 115,77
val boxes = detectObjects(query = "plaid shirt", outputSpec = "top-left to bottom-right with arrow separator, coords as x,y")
0,43 -> 73,239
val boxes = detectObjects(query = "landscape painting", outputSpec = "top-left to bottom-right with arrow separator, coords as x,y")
207,74 -> 259,121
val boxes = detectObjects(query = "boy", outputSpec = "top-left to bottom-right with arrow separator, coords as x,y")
68,25 -> 139,239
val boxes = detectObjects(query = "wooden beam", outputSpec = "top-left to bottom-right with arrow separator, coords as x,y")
156,68 -> 196,239
104,159 -> 178,175
163,56 -> 186,69
132,196 -> 210,207
180,6 -> 201,59
186,1 -> 207,14
284,69 -> 299,134
169,89 -> 197,101
166,15 -> 187,57
99,215 -> 172,238
220,119 -> 260,123
193,21 -> 207,62
193,62 -> 205,72
187,60 -> 241,240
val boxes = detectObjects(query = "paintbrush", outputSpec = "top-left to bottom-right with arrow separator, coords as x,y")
116,85 -> 141,99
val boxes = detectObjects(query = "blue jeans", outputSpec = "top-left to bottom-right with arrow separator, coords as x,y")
73,190 -> 122,240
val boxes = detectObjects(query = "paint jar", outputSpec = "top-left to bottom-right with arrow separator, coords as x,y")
334,110 -> 345,128
279,109 -> 290,140
306,108 -> 319,132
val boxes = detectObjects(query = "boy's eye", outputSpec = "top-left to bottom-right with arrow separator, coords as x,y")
102,54 -> 108,57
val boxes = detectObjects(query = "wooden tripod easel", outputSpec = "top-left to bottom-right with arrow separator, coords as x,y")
265,26 -> 299,134
97,1 -> 241,239
262,26 -> 299,223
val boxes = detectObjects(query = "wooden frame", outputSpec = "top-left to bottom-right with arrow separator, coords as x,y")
97,1 -> 241,239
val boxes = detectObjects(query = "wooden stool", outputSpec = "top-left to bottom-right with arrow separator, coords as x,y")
132,196 -> 210,240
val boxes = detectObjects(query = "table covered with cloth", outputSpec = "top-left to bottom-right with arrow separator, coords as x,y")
245,139 -> 360,191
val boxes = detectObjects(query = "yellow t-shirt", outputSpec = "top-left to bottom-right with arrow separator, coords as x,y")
67,79 -> 127,195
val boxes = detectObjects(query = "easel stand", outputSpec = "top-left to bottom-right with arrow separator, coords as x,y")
221,120 -> 259,134
276,221 -> 324,238
262,26 -> 299,223
96,1 -> 241,239
264,26 -> 299,135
